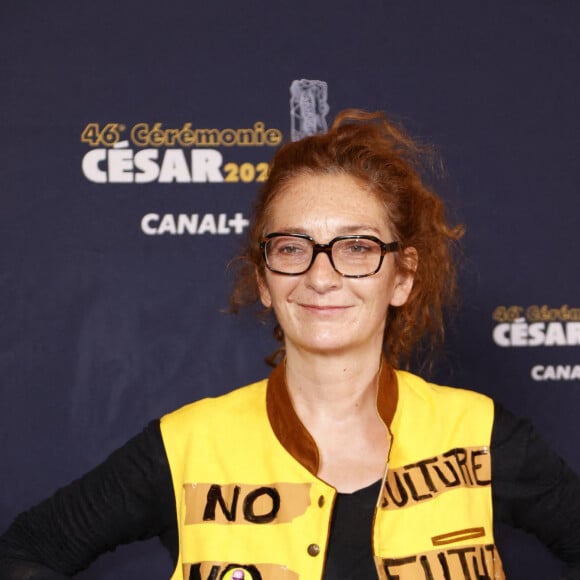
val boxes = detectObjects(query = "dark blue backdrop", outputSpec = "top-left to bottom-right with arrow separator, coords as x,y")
2,1 -> 579,578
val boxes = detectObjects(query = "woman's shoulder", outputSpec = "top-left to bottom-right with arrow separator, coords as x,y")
160,376 -> 270,427
394,368 -> 493,407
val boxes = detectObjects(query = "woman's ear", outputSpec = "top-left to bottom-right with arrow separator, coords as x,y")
390,247 -> 417,307
255,266 -> 272,308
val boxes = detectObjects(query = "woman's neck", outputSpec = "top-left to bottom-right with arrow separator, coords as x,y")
283,346 -> 389,492
283,347 -> 383,420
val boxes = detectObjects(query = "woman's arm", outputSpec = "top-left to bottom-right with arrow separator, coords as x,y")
0,420 -> 177,578
492,402 -> 580,573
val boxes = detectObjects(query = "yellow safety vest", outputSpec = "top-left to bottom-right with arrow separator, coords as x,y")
160,362 -> 504,580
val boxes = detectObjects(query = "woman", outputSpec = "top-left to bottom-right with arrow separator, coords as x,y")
1,109 -> 579,579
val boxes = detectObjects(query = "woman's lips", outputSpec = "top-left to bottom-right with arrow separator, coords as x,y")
300,303 -> 351,313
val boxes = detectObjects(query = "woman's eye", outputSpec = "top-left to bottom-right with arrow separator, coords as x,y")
272,240 -> 309,255
346,242 -> 371,253
279,244 -> 301,254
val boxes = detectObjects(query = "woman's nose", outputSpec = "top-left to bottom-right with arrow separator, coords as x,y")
303,251 -> 341,291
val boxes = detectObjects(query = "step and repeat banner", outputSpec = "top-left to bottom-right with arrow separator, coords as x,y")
1,2 -> 579,578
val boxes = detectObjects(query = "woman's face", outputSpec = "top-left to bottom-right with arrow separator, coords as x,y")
257,173 -> 414,358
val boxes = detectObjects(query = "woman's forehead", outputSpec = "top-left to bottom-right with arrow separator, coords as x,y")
266,173 -> 390,234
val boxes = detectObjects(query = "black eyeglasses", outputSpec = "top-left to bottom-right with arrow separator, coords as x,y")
260,233 -> 400,278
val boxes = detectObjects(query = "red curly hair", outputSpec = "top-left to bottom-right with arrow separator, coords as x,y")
230,109 -> 464,368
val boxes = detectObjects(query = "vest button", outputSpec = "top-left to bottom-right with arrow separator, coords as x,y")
318,495 -> 325,507
307,543 -> 320,557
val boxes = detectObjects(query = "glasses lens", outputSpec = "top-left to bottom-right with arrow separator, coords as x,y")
265,236 -> 312,274
333,238 -> 382,276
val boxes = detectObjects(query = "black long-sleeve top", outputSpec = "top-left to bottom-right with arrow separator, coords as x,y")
1,403 -> 580,579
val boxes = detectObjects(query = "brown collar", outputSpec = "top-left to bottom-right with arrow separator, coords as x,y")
265,359 -> 398,475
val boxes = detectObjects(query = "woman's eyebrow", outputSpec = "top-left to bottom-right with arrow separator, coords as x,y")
267,225 -> 384,236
